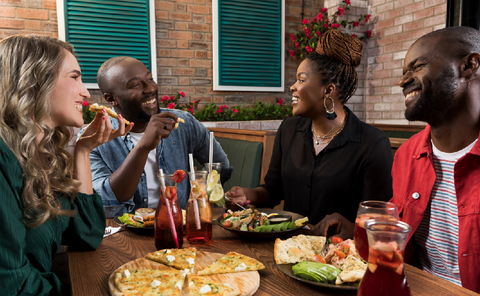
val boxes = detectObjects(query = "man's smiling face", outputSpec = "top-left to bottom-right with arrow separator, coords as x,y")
107,57 -> 159,123
399,36 -> 460,125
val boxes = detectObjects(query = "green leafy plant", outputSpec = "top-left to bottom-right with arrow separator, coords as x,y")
290,0 -> 372,59
194,98 -> 292,122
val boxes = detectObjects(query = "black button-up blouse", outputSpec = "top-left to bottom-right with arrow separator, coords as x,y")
261,107 -> 393,225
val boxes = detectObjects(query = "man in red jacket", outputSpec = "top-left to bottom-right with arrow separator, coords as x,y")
315,26 -> 480,292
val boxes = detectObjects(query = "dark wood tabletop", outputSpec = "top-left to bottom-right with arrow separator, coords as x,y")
68,219 -> 478,296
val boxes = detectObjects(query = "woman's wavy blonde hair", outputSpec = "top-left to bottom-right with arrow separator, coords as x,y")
0,35 -> 80,228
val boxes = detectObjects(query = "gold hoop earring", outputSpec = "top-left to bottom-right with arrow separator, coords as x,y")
324,96 -> 337,120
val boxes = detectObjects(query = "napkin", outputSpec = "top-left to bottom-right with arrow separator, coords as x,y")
104,226 -> 122,237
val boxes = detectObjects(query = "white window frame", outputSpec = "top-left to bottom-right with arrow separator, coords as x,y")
56,0 -> 157,89
212,0 -> 285,92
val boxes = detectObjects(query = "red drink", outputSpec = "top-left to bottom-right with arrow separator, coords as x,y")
355,213 -> 397,260
358,242 -> 411,296
186,172 -> 212,242
155,186 -> 184,249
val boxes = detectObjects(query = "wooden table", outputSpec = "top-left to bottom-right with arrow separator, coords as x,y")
68,220 -> 478,296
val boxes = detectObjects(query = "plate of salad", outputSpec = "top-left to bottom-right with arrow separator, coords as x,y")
113,213 -> 154,230
217,208 -> 308,239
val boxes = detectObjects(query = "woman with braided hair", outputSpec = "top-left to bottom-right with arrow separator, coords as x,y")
0,35 -> 132,295
226,30 -> 393,235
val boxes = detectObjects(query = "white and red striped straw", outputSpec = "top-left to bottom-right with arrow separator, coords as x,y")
159,169 -> 179,248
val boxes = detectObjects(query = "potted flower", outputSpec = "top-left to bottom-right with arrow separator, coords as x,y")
290,0 -> 372,59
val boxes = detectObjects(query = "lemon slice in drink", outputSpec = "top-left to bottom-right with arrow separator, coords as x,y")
209,183 -> 225,206
295,217 -> 309,227
207,169 -> 220,191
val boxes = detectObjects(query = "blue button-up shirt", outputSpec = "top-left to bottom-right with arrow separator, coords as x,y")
82,108 -> 231,218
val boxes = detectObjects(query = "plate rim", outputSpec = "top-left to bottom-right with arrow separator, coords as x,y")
275,262 -> 360,290
216,208 -> 305,238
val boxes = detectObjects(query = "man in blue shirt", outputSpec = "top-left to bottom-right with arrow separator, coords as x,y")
86,56 -> 231,217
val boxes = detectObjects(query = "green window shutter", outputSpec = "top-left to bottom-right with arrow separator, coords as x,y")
214,0 -> 284,91
63,0 -> 152,84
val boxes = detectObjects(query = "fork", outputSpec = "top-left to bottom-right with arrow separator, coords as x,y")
224,196 -> 247,210
104,228 -> 112,236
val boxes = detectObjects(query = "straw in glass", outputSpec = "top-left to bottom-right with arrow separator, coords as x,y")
159,169 -> 179,248
189,154 -> 201,230
208,132 -> 214,172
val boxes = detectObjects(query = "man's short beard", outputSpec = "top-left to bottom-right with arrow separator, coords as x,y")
404,67 -> 458,124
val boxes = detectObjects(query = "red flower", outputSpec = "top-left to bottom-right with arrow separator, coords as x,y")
188,106 -> 194,112
353,21 -> 359,27
316,31 -> 321,37
323,23 -> 330,28
338,7 -> 344,16
289,49 -> 295,57
295,42 -> 300,48
366,30 -> 372,38
304,27 -> 311,35
321,8 -> 327,13
290,33 -> 295,41
170,95 -> 175,100
365,14 -> 371,22
215,109 -> 222,114
179,91 -> 185,97
332,23 -> 341,28
345,0 -> 351,4
167,103 -> 175,109
223,105 -> 228,109
352,33 -> 357,38
317,13 -> 324,21
161,95 -> 168,102
233,108 -> 238,113
313,17 -> 318,22
302,18 -> 309,25
305,45 -> 313,52
82,101 -> 89,107
277,98 -> 284,106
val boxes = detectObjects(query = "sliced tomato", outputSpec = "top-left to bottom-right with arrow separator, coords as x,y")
332,237 -> 343,244
312,255 -> 326,264
172,170 -> 186,183
335,250 -> 347,259
223,213 -> 230,219
223,220 -> 232,228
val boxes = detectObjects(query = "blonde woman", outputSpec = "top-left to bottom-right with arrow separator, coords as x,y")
0,35 -> 132,295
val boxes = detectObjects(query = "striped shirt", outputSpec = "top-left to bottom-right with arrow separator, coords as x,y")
414,139 -> 477,286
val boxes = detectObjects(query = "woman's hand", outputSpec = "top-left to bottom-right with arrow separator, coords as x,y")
225,186 -> 249,207
312,212 -> 355,240
76,109 -> 133,153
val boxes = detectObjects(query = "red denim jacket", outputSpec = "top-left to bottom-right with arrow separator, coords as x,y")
390,125 -> 480,293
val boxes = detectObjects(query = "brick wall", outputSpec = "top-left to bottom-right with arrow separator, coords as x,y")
0,0 -> 448,124
365,0 -> 446,124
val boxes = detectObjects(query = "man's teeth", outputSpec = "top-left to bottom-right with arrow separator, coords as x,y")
405,91 -> 419,100
292,97 -> 299,102
142,98 -> 156,105
75,103 -> 82,111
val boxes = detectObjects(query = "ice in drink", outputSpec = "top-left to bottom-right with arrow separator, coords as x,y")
358,242 -> 410,296
186,172 -> 212,242
358,220 -> 411,296
355,213 -> 397,260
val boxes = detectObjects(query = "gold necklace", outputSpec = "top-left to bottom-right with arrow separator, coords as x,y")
311,112 -> 348,145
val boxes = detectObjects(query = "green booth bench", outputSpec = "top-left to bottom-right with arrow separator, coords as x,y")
208,128 -> 276,192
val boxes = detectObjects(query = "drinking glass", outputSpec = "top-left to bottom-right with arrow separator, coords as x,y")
204,162 -> 226,220
155,174 -> 183,249
358,219 -> 412,296
354,201 -> 398,260
186,171 -> 212,242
